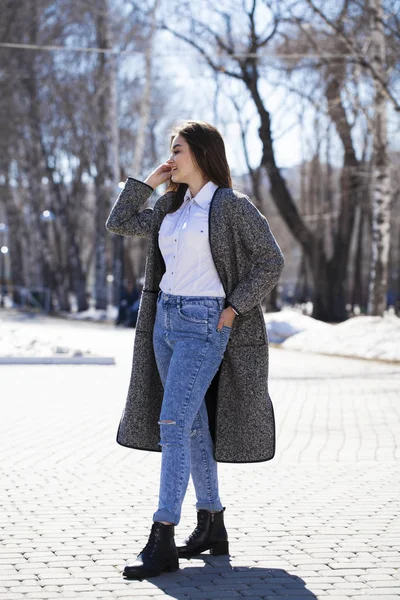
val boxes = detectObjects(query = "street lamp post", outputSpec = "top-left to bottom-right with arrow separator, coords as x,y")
106,273 -> 114,307
40,210 -> 55,312
0,245 -> 9,308
0,223 -> 10,309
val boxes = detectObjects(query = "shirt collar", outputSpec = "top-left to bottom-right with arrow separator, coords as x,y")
184,181 -> 219,210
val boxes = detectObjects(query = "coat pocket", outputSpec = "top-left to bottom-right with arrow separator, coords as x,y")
229,304 -> 267,347
135,289 -> 158,333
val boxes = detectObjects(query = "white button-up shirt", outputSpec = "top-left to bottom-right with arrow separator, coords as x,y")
158,181 -> 226,297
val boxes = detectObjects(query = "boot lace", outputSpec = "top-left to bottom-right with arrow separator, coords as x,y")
139,524 -> 164,558
186,513 -> 208,543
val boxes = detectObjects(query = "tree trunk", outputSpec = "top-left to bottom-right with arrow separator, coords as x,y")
294,253 -> 309,304
352,205 -> 365,311
94,0 -> 118,310
67,175 -> 89,312
367,0 -> 391,316
19,0 -> 63,312
245,72 -> 356,321
69,229 -> 89,312
2,171 -> 24,295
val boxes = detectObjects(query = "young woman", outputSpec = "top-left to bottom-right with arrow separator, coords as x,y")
106,120 -> 284,580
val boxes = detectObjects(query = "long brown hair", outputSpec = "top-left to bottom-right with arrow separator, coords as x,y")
165,120 -> 232,214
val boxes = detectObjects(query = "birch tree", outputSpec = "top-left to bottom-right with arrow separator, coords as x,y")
367,0 -> 391,315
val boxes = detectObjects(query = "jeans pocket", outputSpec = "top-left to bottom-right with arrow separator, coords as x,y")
178,304 -> 209,324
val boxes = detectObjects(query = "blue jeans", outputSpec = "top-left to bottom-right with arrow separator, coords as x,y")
152,290 -> 232,525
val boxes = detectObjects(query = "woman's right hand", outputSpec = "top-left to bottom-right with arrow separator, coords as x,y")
144,163 -> 173,189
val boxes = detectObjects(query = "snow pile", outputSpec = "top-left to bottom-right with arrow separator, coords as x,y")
0,324 -> 97,358
282,314 -> 400,362
65,305 -> 118,323
265,308 -> 331,343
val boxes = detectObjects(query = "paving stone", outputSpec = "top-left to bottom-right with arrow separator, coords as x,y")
316,570 -> 369,577
9,586 -> 44,593
37,572 -> 72,580
360,573 -> 397,581
145,597 -> 192,600
0,575 -> 37,584
60,585 -> 98,592
334,582 -> 370,589
319,597 -> 358,600
15,563 -> 47,570
367,580 -> 400,587
239,593 -> 277,598
178,592 -> 242,598
332,592 -> 400,597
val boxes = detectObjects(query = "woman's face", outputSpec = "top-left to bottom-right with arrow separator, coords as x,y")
168,134 -> 200,185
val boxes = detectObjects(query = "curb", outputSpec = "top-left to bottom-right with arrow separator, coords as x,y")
270,343 -> 400,365
0,356 -> 116,365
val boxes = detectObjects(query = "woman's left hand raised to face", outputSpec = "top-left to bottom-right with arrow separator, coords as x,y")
217,307 -> 237,331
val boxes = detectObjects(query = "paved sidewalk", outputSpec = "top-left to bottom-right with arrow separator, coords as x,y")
1,318 -> 400,600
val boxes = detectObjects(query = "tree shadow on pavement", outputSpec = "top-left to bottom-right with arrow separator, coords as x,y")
130,554 -> 319,599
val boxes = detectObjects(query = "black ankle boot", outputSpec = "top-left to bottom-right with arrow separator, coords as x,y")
177,507 -> 229,559
123,522 -> 179,579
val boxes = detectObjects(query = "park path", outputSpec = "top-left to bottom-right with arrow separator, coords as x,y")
1,314 -> 399,600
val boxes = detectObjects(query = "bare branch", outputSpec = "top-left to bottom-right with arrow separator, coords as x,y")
304,0 -> 400,111
160,23 -> 242,80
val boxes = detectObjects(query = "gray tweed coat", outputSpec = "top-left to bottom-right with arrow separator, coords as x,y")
106,177 -> 284,463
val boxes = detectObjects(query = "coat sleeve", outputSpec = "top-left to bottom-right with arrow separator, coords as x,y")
226,195 -> 284,316
105,177 -> 155,239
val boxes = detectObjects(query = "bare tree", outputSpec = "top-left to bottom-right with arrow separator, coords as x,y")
367,0 -> 392,315
162,0 -> 359,320
93,0 -> 119,310
303,0 -> 399,315
304,0 -> 400,111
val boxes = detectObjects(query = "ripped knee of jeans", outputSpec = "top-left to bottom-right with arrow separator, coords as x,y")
158,419 -> 184,447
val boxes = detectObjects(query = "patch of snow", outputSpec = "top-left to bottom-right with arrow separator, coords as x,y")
65,305 -> 118,323
282,314 -> 400,362
0,323 -> 98,358
264,308 -> 331,343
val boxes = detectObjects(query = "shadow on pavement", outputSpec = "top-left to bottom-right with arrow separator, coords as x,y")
130,556 -> 318,598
